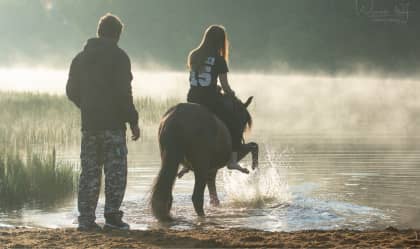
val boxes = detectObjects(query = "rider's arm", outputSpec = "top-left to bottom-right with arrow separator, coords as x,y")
219,73 -> 235,96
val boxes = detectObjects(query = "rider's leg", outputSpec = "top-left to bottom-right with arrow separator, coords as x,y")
227,129 -> 241,170
189,91 -> 248,173
211,96 -> 249,173
227,128 -> 249,173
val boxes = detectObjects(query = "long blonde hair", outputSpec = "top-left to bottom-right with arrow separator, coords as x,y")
187,25 -> 229,70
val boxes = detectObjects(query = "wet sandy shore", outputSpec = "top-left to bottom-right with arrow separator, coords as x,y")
0,227 -> 419,248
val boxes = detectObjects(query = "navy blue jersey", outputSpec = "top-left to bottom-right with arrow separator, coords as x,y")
189,55 -> 229,89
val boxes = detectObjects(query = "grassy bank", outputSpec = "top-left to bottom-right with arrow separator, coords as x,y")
0,92 -> 179,147
0,91 -> 179,209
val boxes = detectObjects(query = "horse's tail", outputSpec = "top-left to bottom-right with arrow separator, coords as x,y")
151,127 -> 182,222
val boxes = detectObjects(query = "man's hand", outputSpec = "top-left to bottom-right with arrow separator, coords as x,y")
130,125 -> 140,141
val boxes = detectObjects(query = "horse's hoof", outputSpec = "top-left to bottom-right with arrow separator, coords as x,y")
252,162 -> 259,170
241,168 -> 250,174
157,215 -> 175,223
210,199 -> 220,207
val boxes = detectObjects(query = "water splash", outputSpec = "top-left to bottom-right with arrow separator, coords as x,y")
222,145 -> 291,208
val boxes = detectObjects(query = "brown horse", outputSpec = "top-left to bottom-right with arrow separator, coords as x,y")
151,95 -> 258,222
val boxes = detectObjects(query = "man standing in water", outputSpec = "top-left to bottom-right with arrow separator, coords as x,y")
66,13 -> 140,231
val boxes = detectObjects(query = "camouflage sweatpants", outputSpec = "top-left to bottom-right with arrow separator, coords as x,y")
78,130 -> 128,225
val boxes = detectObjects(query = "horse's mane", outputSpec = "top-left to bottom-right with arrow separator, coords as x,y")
244,108 -> 253,131
223,94 -> 253,133
242,101 -> 253,132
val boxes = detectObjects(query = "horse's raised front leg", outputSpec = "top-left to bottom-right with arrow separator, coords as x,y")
227,161 -> 250,174
207,170 -> 220,206
237,142 -> 259,170
248,142 -> 259,170
192,170 -> 207,217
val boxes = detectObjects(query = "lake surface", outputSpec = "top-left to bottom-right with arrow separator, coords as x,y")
1,133 -> 419,231
0,69 -> 419,231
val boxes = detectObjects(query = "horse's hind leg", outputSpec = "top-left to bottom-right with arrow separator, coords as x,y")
207,170 -> 220,206
192,170 -> 208,217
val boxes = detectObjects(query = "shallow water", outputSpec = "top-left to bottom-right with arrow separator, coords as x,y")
1,70 -> 420,231
2,133 -> 419,231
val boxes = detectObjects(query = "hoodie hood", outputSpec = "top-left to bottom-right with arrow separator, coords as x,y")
84,37 -> 118,51
81,37 -> 119,64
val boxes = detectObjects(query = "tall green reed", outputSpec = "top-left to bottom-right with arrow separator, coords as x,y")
0,91 -> 179,209
0,148 -> 77,209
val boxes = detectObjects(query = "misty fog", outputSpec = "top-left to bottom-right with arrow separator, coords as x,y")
1,0 -> 419,137
1,67 -> 419,136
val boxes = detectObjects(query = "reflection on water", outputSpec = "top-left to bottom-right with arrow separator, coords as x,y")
2,133 -> 419,231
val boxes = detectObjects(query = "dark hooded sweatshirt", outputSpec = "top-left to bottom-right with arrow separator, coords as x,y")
66,37 -> 138,131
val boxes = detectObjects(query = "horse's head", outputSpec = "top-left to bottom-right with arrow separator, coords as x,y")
241,96 -> 253,132
230,95 -> 253,135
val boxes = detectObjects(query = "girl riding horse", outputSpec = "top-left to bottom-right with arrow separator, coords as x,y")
150,25 -> 258,222
187,25 -> 243,171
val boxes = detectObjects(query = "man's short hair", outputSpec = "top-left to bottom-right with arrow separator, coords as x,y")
97,13 -> 123,39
